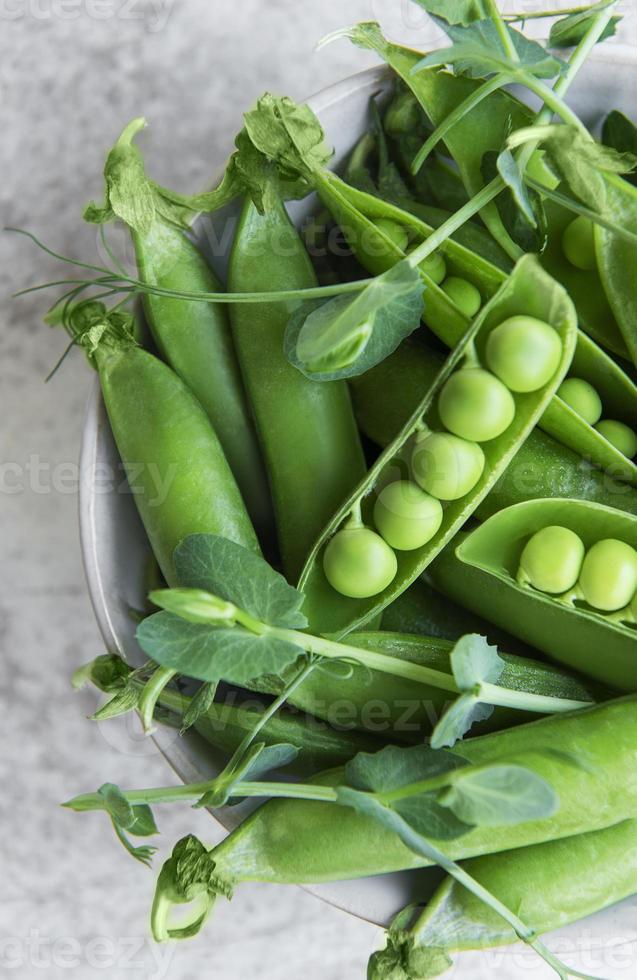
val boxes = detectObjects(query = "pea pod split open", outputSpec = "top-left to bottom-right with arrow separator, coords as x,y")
429,498 -> 637,691
297,255 -> 576,636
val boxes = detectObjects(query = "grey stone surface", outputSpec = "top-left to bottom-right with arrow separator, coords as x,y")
2,2 -> 636,979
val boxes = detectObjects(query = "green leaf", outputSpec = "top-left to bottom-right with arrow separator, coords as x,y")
430,693 -> 495,749
482,149 -> 547,252
497,149 -> 537,228
413,21 -> 564,80
286,262 -> 424,381
136,612 -> 302,687
450,634 -> 505,691
439,764 -> 559,826
149,588 -> 237,625
549,1 -> 621,48
151,835 -> 232,941
180,682 -> 218,734
97,783 -> 159,866
91,687 -> 140,721
174,535 -> 307,629
72,653 -> 131,693
196,741 -> 299,808
410,0 -> 488,26
345,743 -> 468,794
243,93 -> 334,183
393,792 -> 473,840
602,110 -> 637,187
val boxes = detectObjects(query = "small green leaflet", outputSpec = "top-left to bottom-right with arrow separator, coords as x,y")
150,588 -> 237,626
136,613 -> 302,687
413,21 -> 564,80
439,765 -> 559,826
392,793 -> 472,840
174,535 -> 307,629
431,635 -> 505,748
497,149 -> 537,228
97,783 -> 158,866
152,836 -> 231,941
549,1 -> 621,49
603,110 -> 637,187
285,262 -> 424,381
180,682 -> 218,734
195,741 -> 299,808
409,0 -> 488,26
72,653 -> 131,693
345,743 -> 468,794
482,149 -> 547,253
243,93 -> 333,182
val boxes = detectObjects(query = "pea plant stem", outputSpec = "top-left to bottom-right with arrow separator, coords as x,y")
485,0 -> 520,62
138,666 -> 178,734
504,6 -> 595,20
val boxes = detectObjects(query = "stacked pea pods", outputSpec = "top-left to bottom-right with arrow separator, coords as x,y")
41,3 -> 637,978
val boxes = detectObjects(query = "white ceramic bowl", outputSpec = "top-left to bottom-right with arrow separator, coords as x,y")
80,55 -> 637,975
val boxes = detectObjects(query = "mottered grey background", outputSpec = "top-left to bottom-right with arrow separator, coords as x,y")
1,2 -> 635,979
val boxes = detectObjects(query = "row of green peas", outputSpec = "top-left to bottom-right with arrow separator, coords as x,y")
519,524 -> 637,621
557,374 -> 637,459
323,230 -> 565,599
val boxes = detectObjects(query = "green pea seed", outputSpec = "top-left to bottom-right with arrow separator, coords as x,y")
373,480 -> 443,551
411,431 -> 485,501
375,218 -> 409,253
438,367 -> 516,442
419,251 -> 447,285
441,277 -> 482,318
323,527 -> 398,599
595,420 -> 637,460
558,378 -> 603,426
562,216 -> 597,271
485,315 -> 562,393
519,525 -> 585,595
579,539 -> 637,612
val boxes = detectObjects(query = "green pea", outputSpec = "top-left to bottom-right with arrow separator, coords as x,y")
485,316 -> 562,393
373,480 -> 443,551
557,378 -> 603,426
411,431 -> 485,501
519,526 -> 585,595
579,539 -> 637,612
438,367 -> 516,442
595,420 -> 637,460
562,216 -> 597,271
419,251 -> 447,285
441,277 -> 482,318
375,218 -> 409,253
323,527 -> 398,599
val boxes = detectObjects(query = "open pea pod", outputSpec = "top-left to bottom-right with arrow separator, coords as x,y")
299,255 -> 577,638
345,24 -> 630,359
326,180 -> 637,485
429,498 -> 637,691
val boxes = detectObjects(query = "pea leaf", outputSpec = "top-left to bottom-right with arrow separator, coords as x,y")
392,793 -> 473,840
152,836 -> 232,941
430,692 -> 495,749
439,765 -> 559,826
97,783 -> 159,866
195,741 -> 299,808
72,653 -> 131,693
549,1 -> 621,48
91,687 -> 140,722
244,92 -> 334,182
482,149 -> 547,252
180,682 -> 218,734
136,612 -> 302,686
174,535 -> 307,629
450,634 -> 505,691
409,0 -> 488,26
285,262 -> 424,381
413,21 -> 564,80
496,149 -> 537,227
345,743 -> 468,793
602,110 -> 637,187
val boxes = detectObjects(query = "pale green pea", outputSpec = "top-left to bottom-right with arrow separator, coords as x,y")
373,480 -> 443,551
557,378 -> 603,426
595,420 -> 637,460
411,431 -> 485,501
438,367 -> 516,443
323,527 -> 397,599
419,251 -> 447,285
579,539 -> 637,612
519,526 -> 585,595
375,218 -> 409,253
441,277 -> 482,318
485,316 -> 562,393
562,216 -> 597,271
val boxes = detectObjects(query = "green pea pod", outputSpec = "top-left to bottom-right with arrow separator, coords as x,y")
227,195 -> 366,581
594,176 -> 637,368
378,819 -> 637,978
208,695 -> 637,886
429,499 -> 637,691
351,339 -> 637,509
83,119 -> 272,534
68,307 -> 260,584
348,26 -> 629,360
396,198 -> 513,273
251,630 -> 598,744
299,255 -> 576,637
